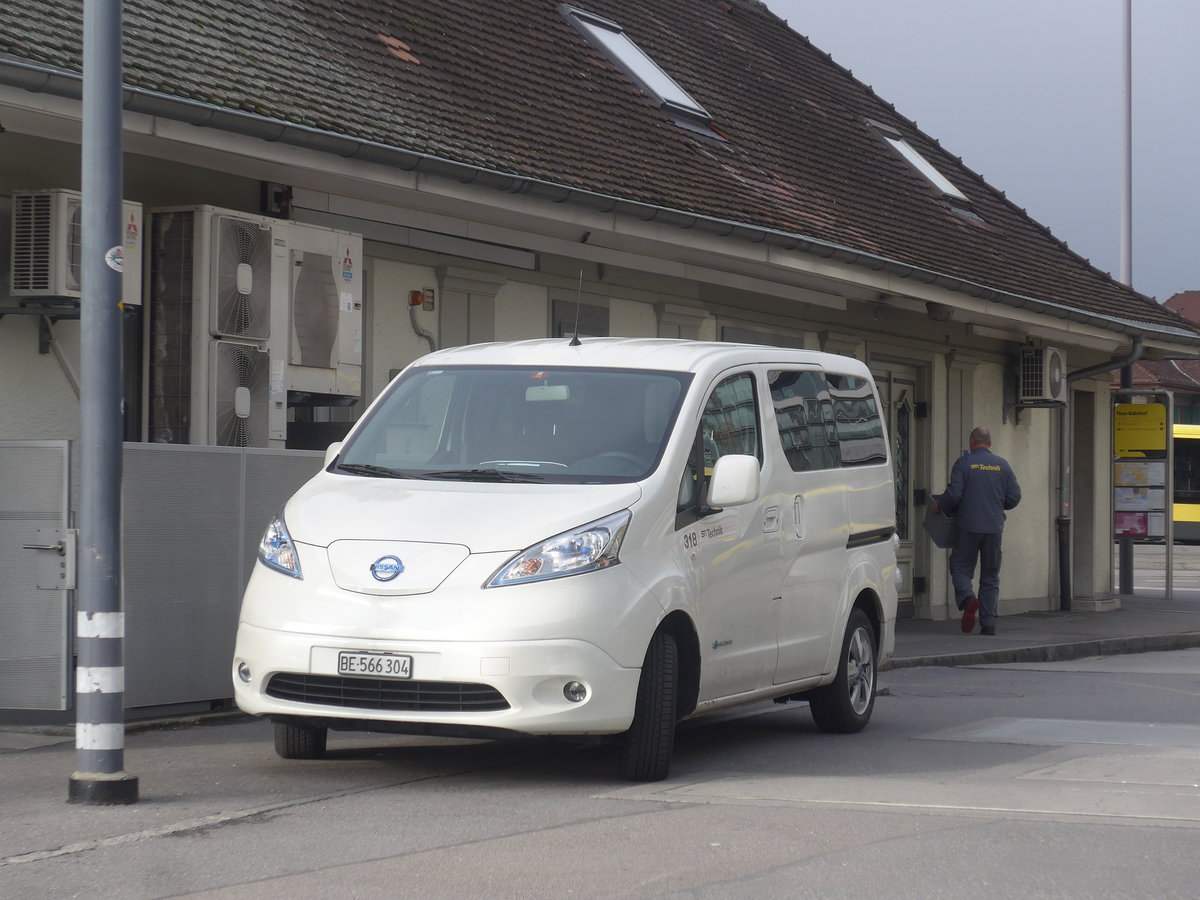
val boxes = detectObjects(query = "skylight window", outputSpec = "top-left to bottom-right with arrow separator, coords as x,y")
869,121 -> 969,201
560,4 -> 713,128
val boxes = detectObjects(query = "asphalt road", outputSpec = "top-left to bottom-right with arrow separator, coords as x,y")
4,649 -> 1199,898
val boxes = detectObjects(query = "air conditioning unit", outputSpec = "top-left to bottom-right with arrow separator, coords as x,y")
1019,346 -> 1066,403
10,188 -> 143,306
146,206 -> 286,447
275,219 -> 363,398
145,206 -> 362,448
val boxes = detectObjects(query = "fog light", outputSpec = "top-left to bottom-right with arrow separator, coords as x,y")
237,661 -> 252,684
563,681 -> 587,703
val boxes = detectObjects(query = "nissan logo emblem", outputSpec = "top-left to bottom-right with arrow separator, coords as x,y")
370,555 -> 405,582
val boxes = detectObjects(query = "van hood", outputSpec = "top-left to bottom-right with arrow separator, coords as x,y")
283,473 -> 643,553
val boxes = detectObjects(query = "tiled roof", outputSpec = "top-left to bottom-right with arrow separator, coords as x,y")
3,0 -> 1196,337
1166,291 -> 1200,323
1123,359 -> 1200,392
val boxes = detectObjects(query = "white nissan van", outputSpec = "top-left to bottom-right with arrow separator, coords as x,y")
233,338 -> 898,780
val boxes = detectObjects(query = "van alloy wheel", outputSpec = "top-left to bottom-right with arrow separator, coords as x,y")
808,608 -> 876,734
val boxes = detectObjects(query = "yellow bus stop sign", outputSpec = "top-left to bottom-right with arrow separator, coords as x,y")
1113,403 -> 1167,457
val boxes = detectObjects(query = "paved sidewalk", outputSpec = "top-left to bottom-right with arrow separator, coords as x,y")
889,591 -> 1200,669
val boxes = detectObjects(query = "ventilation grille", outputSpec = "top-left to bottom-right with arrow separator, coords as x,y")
212,341 -> 270,447
214,216 -> 272,340
147,209 -> 196,443
290,250 -> 338,367
11,193 -> 52,292
10,192 -> 82,294
266,673 -> 511,712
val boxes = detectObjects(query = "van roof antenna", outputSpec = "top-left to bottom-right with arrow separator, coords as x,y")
569,269 -> 583,347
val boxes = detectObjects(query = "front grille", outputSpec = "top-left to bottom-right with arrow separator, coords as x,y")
266,673 -> 510,713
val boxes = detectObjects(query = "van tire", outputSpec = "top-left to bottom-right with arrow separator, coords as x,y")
621,630 -> 678,782
808,609 -> 876,734
274,721 -> 328,759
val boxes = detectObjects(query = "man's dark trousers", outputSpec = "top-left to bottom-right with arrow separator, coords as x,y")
949,528 -> 1003,627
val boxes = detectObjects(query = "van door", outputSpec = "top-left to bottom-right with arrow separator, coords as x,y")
674,371 -> 781,698
765,370 -> 849,684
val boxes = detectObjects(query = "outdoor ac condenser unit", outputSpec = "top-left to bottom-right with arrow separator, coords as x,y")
10,188 -> 143,306
1019,346 -> 1066,403
147,205 -> 286,448
276,219 -> 363,398
146,206 -> 363,448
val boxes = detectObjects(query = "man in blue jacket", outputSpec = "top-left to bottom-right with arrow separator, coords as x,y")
930,426 -> 1022,635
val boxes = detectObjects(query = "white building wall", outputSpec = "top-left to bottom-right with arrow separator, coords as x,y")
611,297 -> 656,336
494,282 -> 549,341
364,256 -> 440,402
973,360 -> 1055,612
0,315 -> 80,441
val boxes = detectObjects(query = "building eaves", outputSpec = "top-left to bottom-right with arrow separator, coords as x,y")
1,0 -> 1197,347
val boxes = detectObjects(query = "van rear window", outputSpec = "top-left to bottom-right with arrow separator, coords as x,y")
826,374 -> 889,466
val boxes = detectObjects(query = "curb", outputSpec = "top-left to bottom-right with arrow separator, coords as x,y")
884,631 -> 1200,670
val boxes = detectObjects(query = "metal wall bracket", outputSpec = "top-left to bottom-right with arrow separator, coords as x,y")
0,297 -> 81,353
1005,400 -> 1066,426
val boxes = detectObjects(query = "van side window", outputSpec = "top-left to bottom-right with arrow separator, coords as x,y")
825,374 -> 888,466
678,372 -> 760,522
701,373 -> 760,464
768,370 -> 838,472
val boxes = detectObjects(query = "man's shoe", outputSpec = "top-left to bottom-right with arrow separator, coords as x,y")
960,597 -> 979,633
980,625 -> 996,636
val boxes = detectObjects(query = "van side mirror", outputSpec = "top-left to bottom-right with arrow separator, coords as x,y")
706,454 -> 760,508
323,441 -> 343,467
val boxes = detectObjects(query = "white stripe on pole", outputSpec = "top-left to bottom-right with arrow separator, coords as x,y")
76,723 -> 126,751
76,667 -> 126,694
76,611 -> 125,639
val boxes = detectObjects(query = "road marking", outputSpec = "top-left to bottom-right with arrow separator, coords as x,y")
601,768 -> 1200,826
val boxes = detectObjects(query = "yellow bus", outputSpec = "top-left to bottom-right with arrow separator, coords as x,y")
1175,424 -> 1200,542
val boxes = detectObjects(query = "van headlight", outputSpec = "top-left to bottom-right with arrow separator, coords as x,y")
258,514 -> 303,579
486,510 -> 631,588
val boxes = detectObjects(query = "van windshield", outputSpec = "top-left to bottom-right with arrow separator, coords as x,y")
337,365 -> 692,483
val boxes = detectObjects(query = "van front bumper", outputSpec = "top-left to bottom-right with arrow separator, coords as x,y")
232,622 -> 642,736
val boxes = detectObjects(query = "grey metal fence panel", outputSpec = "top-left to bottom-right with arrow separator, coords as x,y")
121,444 -> 322,708
0,441 -> 70,710
240,448 -> 326,588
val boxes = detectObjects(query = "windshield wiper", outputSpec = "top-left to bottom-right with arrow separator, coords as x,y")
334,462 -> 418,479
421,468 -> 545,483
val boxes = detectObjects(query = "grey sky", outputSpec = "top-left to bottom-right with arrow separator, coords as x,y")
768,0 -> 1200,304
